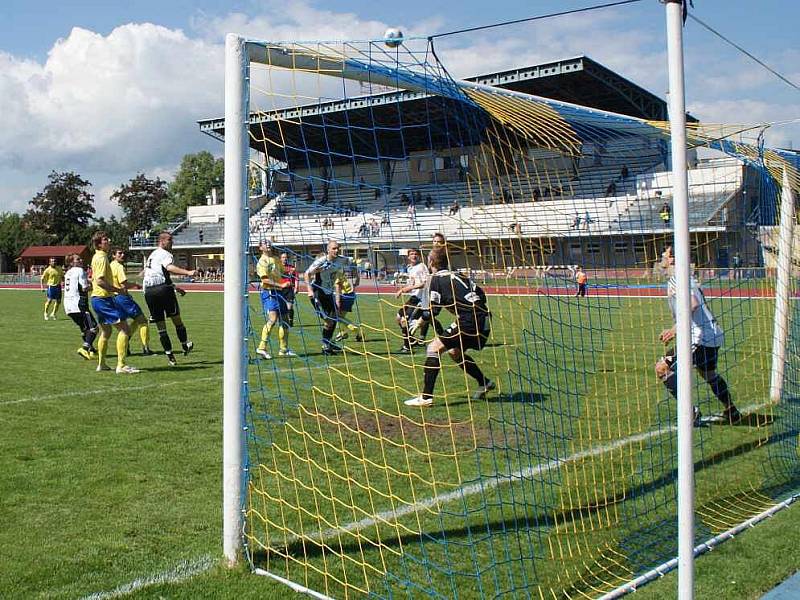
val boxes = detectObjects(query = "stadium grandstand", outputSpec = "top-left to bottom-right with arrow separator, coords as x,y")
128,55 -> 765,280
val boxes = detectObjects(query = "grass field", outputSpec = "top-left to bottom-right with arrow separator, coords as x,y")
1,287 -> 799,599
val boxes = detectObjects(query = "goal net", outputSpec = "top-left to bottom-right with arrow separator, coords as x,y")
224,34 -> 800,598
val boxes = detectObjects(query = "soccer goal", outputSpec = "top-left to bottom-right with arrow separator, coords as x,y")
222,29 -> 800,599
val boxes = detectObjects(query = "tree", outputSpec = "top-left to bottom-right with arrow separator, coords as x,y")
111,173 -> 168,233
24,171 -> 95,245
160,151 -> 224,222
0,212 -> 44,271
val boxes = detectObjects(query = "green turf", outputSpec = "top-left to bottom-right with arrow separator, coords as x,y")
1,288 -> 799,599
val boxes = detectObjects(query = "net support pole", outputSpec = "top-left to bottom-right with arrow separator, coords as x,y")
223,32 -> 249,565
769,168 -> 796,401
664,2 -> 694,599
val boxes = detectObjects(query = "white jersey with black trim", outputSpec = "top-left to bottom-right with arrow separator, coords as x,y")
667,275 -> 724,347
142,247 -> 174,290
406,262 -> 430,307
305,255 -> 348,294
63,266 -> 89,314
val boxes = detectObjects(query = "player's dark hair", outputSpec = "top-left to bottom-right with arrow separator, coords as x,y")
92,231 -> 107,249
429,247 -> 450,271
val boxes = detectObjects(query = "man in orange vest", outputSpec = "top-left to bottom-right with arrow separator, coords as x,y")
575,266 -> 588,297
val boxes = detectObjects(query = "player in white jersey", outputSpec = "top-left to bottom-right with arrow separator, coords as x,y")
304,240 -> 349,355
142,232 -> 197,366
655,246 -> 741,425
63,253 -> 98,359
395,248 -> 430,352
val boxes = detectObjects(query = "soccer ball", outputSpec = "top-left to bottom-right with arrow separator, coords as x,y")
383,28 -> 404,48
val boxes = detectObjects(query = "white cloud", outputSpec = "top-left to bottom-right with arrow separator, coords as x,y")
0,2 -> 796,218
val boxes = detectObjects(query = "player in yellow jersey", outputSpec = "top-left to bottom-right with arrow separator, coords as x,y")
332,258 -> 363,343
110,249 -> 154,355
256,241 -> 296,359
90,232 -> 140,374
40,257 -> 64,320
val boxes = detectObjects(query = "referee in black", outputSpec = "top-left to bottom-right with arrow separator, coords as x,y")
404,247 -> 494,407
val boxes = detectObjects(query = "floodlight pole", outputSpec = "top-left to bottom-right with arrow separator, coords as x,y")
223,32 -> 249,565
769,168 -> 795,402
664,2 -> 694,599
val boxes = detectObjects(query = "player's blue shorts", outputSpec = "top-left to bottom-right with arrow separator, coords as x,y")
46,285 -> 62,300
113,294 -> 144,319
260,290 -> 289,316
339,293 -> 356,313
91,296 -> 122,325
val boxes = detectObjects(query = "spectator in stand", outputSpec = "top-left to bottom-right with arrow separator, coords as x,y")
448,200 -> 460,216
358,177 -> 365,189
407,203 -> 417,226
424,195 -> 433,209
532,187 -> 541,201
369,217 -> 380,236
606,181 -> 617,196
400,192 -> 410,206
508,222 -> 522,235
374,188 -> 381,202
198,228 -> 204,244
620,165 -> 629,180
358,222 -> 369,237
571,213 -> 581,230
304,182 -> 314,203
584,211 -> 592,230
660,200 -> 671,226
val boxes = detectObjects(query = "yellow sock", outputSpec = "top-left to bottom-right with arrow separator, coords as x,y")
139,320 -> 150,347
278,325 -> 287,351
347,323 -> 358,333
116,332 -> 129,368
98,333 -> 109,366
44,299 -> 52,314
258,321 -> 274,350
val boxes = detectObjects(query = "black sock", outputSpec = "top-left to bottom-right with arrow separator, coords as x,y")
400,325 -> 410,347
663,371 -> 677,397
288,308 -> 295,327
708,374 -> 733,408
158,329 -> 173,353
176,325 -> 188,344
422,355 -> 441,399
458,354 -> 487,386
419,320 -> 430,339
84,327 -> 98,348
322,325 -> 334,343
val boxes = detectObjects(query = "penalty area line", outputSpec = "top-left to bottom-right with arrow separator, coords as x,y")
80,555 -> 216,600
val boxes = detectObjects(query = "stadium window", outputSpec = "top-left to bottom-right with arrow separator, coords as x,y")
434,157 -> 445,170
569,243 -> 582,257
614,241 -> 628,253
586,242 -> 601,254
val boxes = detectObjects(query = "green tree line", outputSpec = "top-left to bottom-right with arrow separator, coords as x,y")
0,151 -> 224,267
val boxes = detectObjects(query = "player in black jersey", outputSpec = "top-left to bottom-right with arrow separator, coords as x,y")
404,247 -> 495,407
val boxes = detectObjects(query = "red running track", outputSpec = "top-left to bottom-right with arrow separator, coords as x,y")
0,282 -> 778,298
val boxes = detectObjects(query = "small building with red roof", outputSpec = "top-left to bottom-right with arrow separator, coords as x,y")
17,245 -> 90,274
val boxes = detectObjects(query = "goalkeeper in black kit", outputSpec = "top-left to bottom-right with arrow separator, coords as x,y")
404,247 -> 495,407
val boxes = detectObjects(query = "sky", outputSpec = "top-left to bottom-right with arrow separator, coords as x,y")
0,0 -> 797,217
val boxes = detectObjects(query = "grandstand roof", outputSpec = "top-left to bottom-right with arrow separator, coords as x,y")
198,55 -> 681,166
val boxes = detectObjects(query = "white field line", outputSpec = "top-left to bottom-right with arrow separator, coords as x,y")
80,399 -> 772,598
79,555 -> 216,600
276,399 -> 772,547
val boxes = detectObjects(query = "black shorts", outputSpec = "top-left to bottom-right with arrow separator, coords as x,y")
144,284 -> 180,322
664,345 -> 719,372
439,319 -> 490,352
68,309 -> 97,333
397,295 -> 422,321
312,292 -> 336,320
